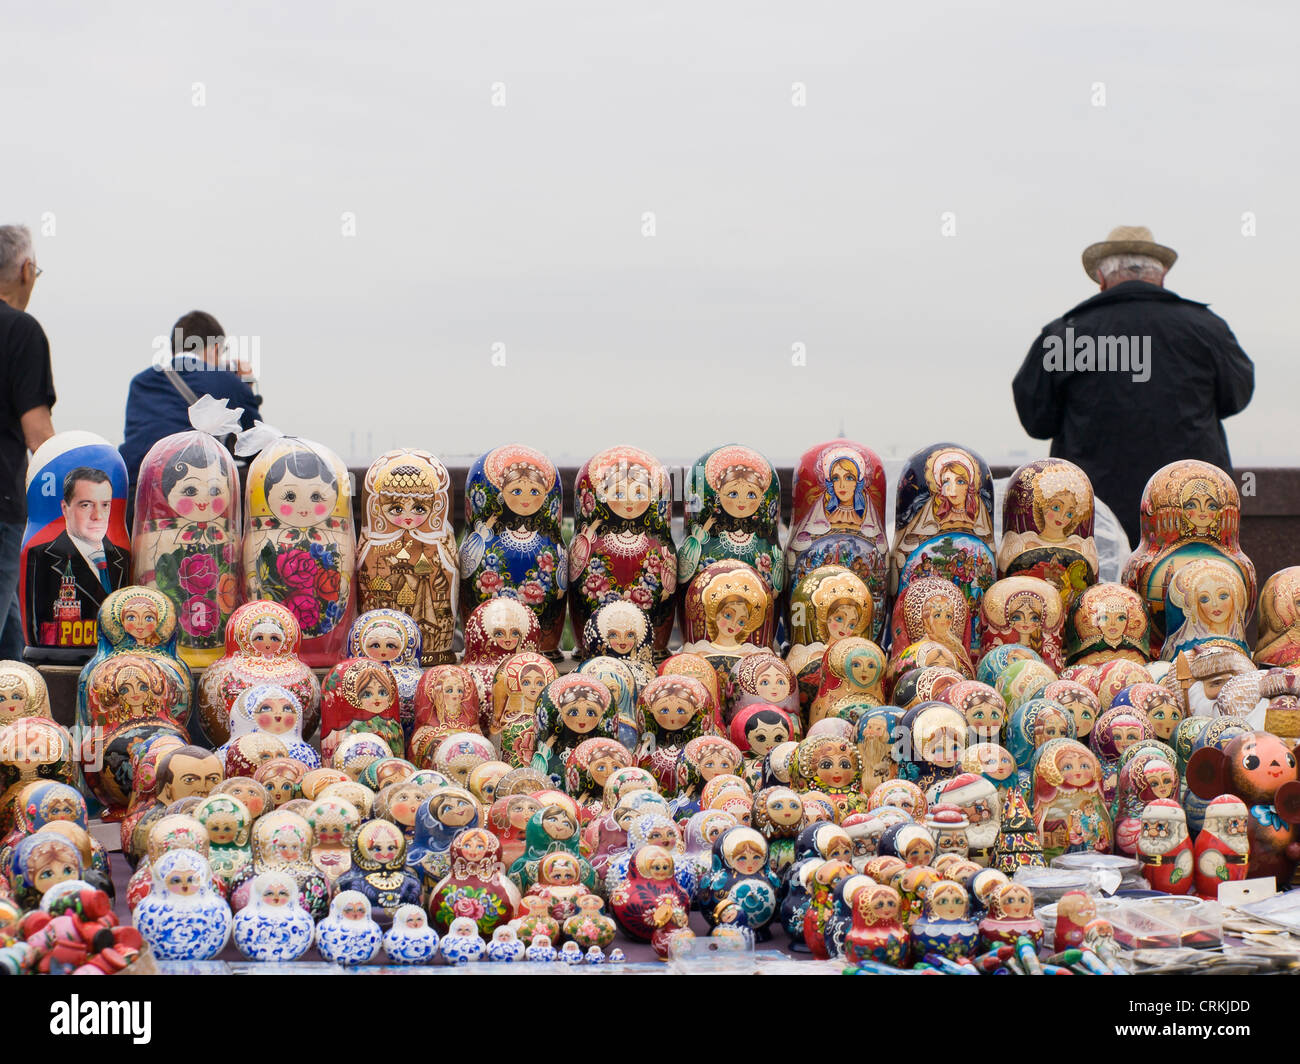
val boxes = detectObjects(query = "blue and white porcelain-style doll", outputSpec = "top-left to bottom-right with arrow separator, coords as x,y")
560,940 -> 584,965
525,932 -> 558,963
218,684 -> 320,769
485,923 -> 526,963
382,903 -> 440,964
133,848 -> 232,960
231,870 -> 314,962
584,945 -> 606,964
439,915 -> 486,964
315,890 -> 383,965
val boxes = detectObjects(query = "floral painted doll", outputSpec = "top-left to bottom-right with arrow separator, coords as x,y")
979,576 -> 1066,672
0,718 -> 77,836
682,808 -> 740,891
524,849 -> 594,921
406,664 -> 481,771
356,449 -> 457,665
844,882 -> 910,967
997,459 -> 1099,595
243,436 -> 355,666
132,421 -> 242,668
575,656 -> 641,751
564,738 -> 633,823
507,803 -> 590,894
133,848 -> 231,960
531,675 -> 617,783
672,736 -> 743,819
788,566 -> 875,663
346,610 -> 424,735
608,844 -> 690,947
1160,557 -> 1251,661
427,826 -> 521,935
320,658 -> 403,762
699,825 -> 780,939
232,870 -> 314,962
333,818 -> 423,926
635,675 -> 714,794
193,793 -> 253,890
568,446 -> 678,658
126,813 -> 213,913
459,444 -> 567,657
1030,738 -> 1113,859
891,576 -> 975,678
1110,682 -> 1183,742
793,736 -> 865,819
490,653 -> 557,767
408,787 -> 480,890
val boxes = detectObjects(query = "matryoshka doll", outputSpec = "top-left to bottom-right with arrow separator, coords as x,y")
0,718 -> 77,835
979,576 -> 1066,673
508,802 -> 589,894
7,829 -> 82,911
1030,737 -> 1112,859
373,779 -> 435,844
888,443 -> 996,657
673,736 -> 743,819
531,675 -> 616,783
800,857 -> 855,957
524,849 -> 593,921
785,440 -> 889,642
315,890 -> 383,965
1090,705 -> 1155,804
305,796 -> 361,887
1042,679 -> 1101,743
680,561 -> 775,685
937,773 -> 1001,867
346,610 -> 424,736
1137,798 -> 1195,894
1112,683 -> 1183,742
409,787 -> 481,889
319,658 -> 403,762
977,880 -> 1043,949
1004,697 -> 1075,796
0,662 -> 49,727
120,740 -> 219,863
220,684 -> 319,769
853,706 -> 899,794
232,870 -> 314,962
975,643 -> 1043,688
658,653 -> 726,736
878,822 -> 936,869
1096,659 -> 1153,711
576,656 -> 642,751
131,414 -> 243,669
333,818 -> 423,926
568,446 -> 678,658
726,650 -> 800,726
679,444 -> 784,612
466,761 -> 510,809
194,793 -> 253,890
461,598 -> 542,706
608,844 -> 690,948
132,848 -> 231,959
1064,582 -> 1152,666
383,904 -> 441,964
1255,567 -> 1300,668
844,882 -> 910,967
891,576 -> 974,678
408,665 -> 482,769
563,892 -> 618,950
198,600 -> 321,746
126,813 -> 212,912
459,444 -> 567,658
491,653 -> 558,767
1113,749 -> 1179,855
634,675 -> 714,794
793,735 -> 865,819
997,459 -> 1099,596
1121,460 -> 1256,654
910,879 -> 978,960
432,733 -> 497,789
789,565 -> 875,656
1160,557 -> 1251,661
427,826 -> 521,935
20,431 -> 132,664
898,702 -> 968,795
681,809 -> 739,889
580,601 -> 656,688
868,779 -> 928,823
731,705 -> 796,790
938,680 -> 1005,745
237,808 -> 329,918
811,638 -> 886,724
243,435 -> 355,667
565,738 -> 633,823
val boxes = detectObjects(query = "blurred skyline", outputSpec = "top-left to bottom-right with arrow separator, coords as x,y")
6,0 -> 1296,469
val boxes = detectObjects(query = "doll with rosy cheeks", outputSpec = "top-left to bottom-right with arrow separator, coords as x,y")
673,736 -> 744,818
793,736 -> 865,818
319,659 -> 403,763
252,758 -> 304,809
427,826 -> 521,936
878,823 -> 936,869
635,676 -> 712,794
730,706 -> 794,790
346,611 -> 424,735
977,880 -> 1043,949
490,654 -> 557,768
1113,752 -> 1179,855
305,797 -> 361,886
486,794 -> 540,869
609,845 -> 691,950
1031,738 -> 1113,859
193,794 -> 252,890
374,781 -> 434,843
133,848 -> 232,960
940,681 -> 1006,745
844,882 -> 910,967
564,738 -> 632,823
408,664 -> 482,769
525,850 -> 591,921
220,684 -> 319,769
697,826 -> 780,939
1112,682 -> 1184,742
1090,706 -> 1156,805
1042,680 -> 1101,741
333,819 -> 422,926
531,677 -> 616,782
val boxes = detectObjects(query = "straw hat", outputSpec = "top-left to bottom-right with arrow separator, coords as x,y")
1081,226 -> 1177,279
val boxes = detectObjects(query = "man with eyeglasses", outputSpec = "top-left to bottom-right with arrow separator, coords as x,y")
0,224 -> 56,659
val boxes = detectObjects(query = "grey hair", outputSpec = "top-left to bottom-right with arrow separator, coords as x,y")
0,225 -> 33,283
1094,253 -> 1165,283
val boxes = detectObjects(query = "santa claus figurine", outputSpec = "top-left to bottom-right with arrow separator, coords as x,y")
1193,794 -> 1250,900
1137,798 -> 1194,894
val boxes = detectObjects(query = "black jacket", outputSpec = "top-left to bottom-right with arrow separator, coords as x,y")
1012,281 -> 1254,545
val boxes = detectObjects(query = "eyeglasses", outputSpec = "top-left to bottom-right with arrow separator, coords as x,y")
31,264 -> 42,279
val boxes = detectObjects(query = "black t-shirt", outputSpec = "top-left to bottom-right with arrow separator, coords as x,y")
0,299 -> 57,524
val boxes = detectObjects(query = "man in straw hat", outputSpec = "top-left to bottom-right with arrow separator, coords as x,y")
1012,226 -> 1254,545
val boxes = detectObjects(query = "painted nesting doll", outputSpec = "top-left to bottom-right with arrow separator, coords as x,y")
356,449 -> 457,665
1063,582 -> 1151,666
997,459 -> 1099,596
132,848 -> 231,959
346,610 -> 423,735
306,797 -> 361,886
793,735 -> 865,819
680,560 -> 774,682
194,793 -> 253,889
131,421 -> 242,669
979,576 -> 1066,672
489,653 -> 558,768
580,600 -> 657,687
635,675 -> 714,794
679,444 -> 784,609
608,845 -> 691,948
334,818 -> 423,926
938,681 -> 1005,745
408,664 -> 482,769
1042,679 -> 1101,743
575,657 -> 641,752
844,882 -> 910,967
910,879 -> 978,961
565,738 -> 633,821
789,565 -> 874,656
21,432 -> 132,663
1004,697 -> 1076,795
0,661 -> 50,726
459,444 -> 567,658
673,736 -> 744,819
427,826 -> 521,935
243,436 -> 355,667
0,720 -> 77,840
198,600 -> 321,746
220,684 -> 319,769
811,639 -> 886,725
1160,557 -> 1250,661
568,445 -> 677,657
897,702 -> 968,796
785,440 -> 889,642
239,809 -> 329,920
699,825 -> 781,938
890,576 -> 975,677
462,598 -> 542,706
531,675 -> 617,783
231,870 -> 315,962
319,658 -> 403,762
383,905 -> 441,964
658,653 -> 727,736
315,891 -> 383,965
976,643 -> 1043,688
888,443 -> 996,654
728,651 -> 802,728
1113,749 -> 1179,855
1030,737 -> 1112,859
409,787 -> 481,888
1256,568 -> 1300,668
1121,460 -> 1256,651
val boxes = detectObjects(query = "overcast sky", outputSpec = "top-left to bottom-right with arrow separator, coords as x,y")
7,0 -> 1297,471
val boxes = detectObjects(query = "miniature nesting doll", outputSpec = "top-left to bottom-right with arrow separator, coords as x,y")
438,916 -> 487,963
565,738 -> 633,821
508,803 -> 591,894
979,576 -> 1065,672
194,793 -> 253,889
997,459 -> 1099,595
1063,582 -> 1151,666
490,653 -> 558,767
580,600 -> 657,687
891,576 -> 974,677
563,893 -> 618,950
898,702 -> 968,795
609,844 -> 691,946
673,736 -> 743,819
346,610 -> 423,735
1112,749 -> 1179,855
844,882 -> 909,966
635,675 -> 714,794
910,879 -> 978,961
231,870 -> 315,961
681,560 -> 775,686
1090,705 -> 1155,804
459,444 -> 567,658
462,598 -> 542,707
427,826 -> 521,935
811,639 -> 886,725
1121,460 -> 1256,651
1160,557 -> 1250,661
132,848 -> 231,959
0,661 -> 50,726
793,735 -> 865,819
568,445 -> 677,657
383,905 -> 441,964
888,443 -> 996,651
937,681 -> 1004,745
0,718 -> 77,835
1030,737 -> 1112,859
221,684 -> 319,769
1041,679 -> 1101,743
575,657 -> 641,751
333,818 -> 422,925
1255,567 -> 1300,668
977,881 -> 1043,949
198,600 -> 321,745
315,890 -> 383,965
698,825 -> 780,938
306,796 -> 361,886
407,664 -> 481,769
21,432 -> 132,663
531,675 -> 617,782
243,435 -> 355,666
659,653 -> 726,735
785,440 -> 889,642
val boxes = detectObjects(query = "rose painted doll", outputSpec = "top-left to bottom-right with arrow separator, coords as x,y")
488,653 -> 557,768
427,826 -> 521,935
635,675 -> 713,794
131,426 -> 242,668
608,844 -> 690,947
580,601 -> 656,686
978,880 -> 1043,949
531,675 -> 617,783
346,610 -> 424,736
198,600 -> 321,746
568,446 -> 678,658
304,796 -> 360,886
1030,738 -> 1113,859
243,436 -> 355,667
320,658 -> 403,762
459,444 -> 567,658
408,665 -> 482,768
356,449 -> 458,666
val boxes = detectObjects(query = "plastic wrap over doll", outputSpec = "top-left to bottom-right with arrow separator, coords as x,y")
491,653 -> 559,767
132,848 -> 231,960
459,444 -> 567,658
785,439 -> 888,642
346,610 -> 423,735
356,449 -> 457,665
131,399 -> 244,668
241,432 -> 355,666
